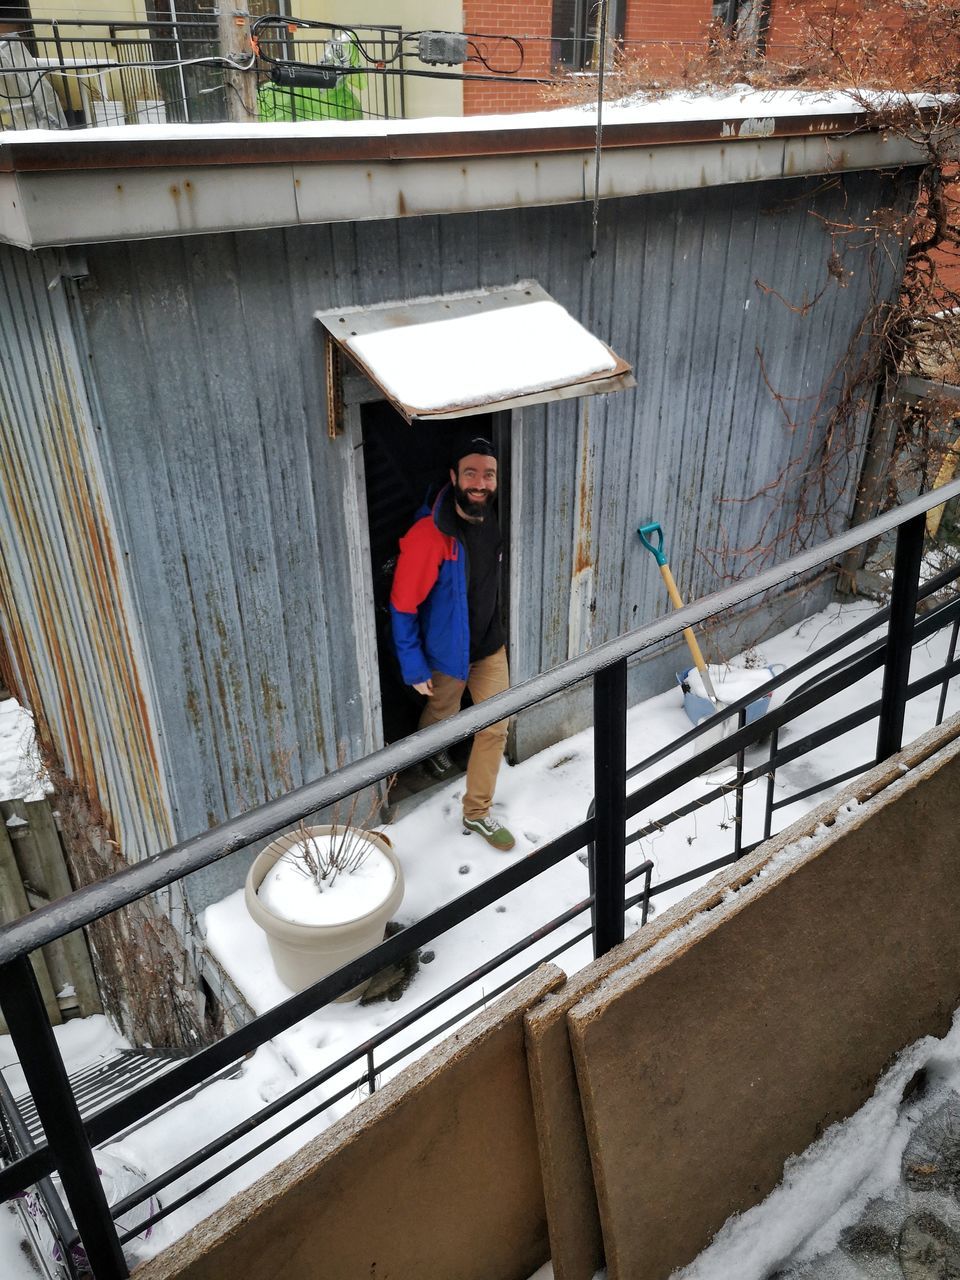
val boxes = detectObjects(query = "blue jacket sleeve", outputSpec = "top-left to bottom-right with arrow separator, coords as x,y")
390,604 -> 432,686
390,517 -> 443,685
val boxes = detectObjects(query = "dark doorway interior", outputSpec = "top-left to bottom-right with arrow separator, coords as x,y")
360,402 -> 510,753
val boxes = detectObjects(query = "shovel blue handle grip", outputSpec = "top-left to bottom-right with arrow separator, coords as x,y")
637,522 -> 667,566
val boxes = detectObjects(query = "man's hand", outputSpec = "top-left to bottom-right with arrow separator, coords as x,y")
413,679 -> 434,697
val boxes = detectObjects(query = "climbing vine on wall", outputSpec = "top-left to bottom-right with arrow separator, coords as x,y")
550,0 -> 960,584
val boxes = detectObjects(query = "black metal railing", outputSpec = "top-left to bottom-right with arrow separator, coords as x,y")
0,483 -> 959,1277
0,19 -> 404,131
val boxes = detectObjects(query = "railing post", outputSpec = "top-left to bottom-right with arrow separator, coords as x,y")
734,707 -> 746,859
0,956 -> 129,1280
763,724 -> 779,842
592,658 -> 627,957
877,512 -> 925,760
936,616 -> 959,727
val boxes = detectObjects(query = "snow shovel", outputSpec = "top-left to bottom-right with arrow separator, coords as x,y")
637,522 -> 721,708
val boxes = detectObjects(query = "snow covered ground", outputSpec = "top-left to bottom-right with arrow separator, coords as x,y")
0,593 -> 958,1278
676,1010 -> 960,1280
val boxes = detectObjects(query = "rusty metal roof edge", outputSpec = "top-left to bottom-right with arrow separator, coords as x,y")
0,108 -> 896,175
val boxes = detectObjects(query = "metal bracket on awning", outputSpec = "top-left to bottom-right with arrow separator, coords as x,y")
324,333 -> 344,438
315,281 -> 634,425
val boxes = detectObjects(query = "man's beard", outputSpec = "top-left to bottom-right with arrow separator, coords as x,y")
455,482 -> 493,521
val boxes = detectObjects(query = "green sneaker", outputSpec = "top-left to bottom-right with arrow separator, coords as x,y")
462,815 -> 516,851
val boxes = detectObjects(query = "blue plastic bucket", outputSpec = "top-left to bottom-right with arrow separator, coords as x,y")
676,666 -> 777,727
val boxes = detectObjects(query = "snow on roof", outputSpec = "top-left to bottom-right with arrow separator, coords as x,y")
345,297 -> 617,414
0,87 -> 939,148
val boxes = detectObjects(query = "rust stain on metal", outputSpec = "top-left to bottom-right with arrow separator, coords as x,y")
0,109 -> 921,175
184,685 -> 202,731
57,354 -> 170,841
324,334 -> 344,437
0,414 -> 92,795
260,673 -> 282,718
264,672 -> 293,791
573,401 -> 594,577
0,319 -> 173,854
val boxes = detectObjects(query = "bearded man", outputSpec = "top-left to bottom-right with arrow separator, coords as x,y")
389,436 -> 514,851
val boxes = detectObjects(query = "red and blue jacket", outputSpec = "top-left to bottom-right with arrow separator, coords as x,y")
390,485 -> 470,685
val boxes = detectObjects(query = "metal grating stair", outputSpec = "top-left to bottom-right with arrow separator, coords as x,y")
8,1048 -> 187,1150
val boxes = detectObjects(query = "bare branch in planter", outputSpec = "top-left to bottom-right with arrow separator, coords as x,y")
268,769 -> 397,893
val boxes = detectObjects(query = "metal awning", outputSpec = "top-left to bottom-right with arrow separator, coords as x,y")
315,281 -> 634,423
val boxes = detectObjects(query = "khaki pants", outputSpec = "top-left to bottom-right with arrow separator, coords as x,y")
419,646 -> 509,821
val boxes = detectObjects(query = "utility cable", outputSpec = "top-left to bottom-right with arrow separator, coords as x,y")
31,52 -> 256,79
463,34 -> 524,75
251,15 -> 527,77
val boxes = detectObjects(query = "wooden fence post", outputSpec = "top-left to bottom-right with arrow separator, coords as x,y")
0,798 -> 102,1026
217,6 -> 258,122
0,818 -> 60,1032
28,799 -> 102,1017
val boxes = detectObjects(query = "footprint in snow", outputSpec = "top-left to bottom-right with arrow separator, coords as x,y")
548,752 -> 578,769
524,831 -> 541,844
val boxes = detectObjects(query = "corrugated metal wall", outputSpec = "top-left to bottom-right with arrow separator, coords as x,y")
509,176 -> 905,686
72,231 -> 379,866
0,167 -> 909,909
0,246 -> 174,861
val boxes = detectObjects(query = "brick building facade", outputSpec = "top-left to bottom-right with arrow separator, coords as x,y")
460,0 -> 715,116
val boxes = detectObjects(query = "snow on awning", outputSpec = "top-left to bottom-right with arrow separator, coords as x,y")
315,281 -> 634,423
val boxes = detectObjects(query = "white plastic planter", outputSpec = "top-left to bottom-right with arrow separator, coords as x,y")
244,825 -> 404,999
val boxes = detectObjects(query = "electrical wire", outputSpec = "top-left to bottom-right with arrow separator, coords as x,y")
37,52 -> 255,79
590,0 -> 610,260
463,34 -> 525,75
251,15 -> 527,77
250,16 -> 404,68
0,79 -> 45,103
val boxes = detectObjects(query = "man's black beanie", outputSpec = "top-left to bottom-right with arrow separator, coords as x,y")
452,435 -> 498,469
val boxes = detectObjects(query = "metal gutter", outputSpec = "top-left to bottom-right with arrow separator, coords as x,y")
0,114 -> 929,249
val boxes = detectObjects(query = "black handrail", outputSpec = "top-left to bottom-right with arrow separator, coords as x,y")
0,480 -> 958,1277
2,478 -> 958,969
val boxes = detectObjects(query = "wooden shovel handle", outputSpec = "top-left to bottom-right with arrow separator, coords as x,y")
658,563 -> 712,684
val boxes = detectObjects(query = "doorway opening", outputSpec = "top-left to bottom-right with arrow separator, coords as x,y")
360,402 -> 511,758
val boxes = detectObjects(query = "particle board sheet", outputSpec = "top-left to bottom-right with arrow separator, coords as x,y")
135,965 -> 567,1280
564,719 -> 960,1280
518,720 -> 960,1280
523,877 -> 746,1280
